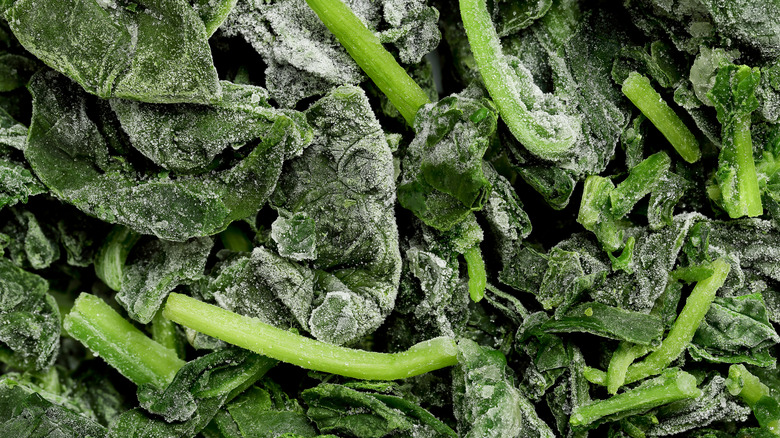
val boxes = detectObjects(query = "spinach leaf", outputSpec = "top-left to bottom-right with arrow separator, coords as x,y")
690,293 -> 780,367
110,82 -> 307,173
204,86 -> 401,345
0,258 -> 59,370
6,0 -> 221,104
398,85 -> 497,231
223,0 -> 439,107
302,382 -> 456,438
112,348 -> 276,438
210,380 -> 317,438
117,237 -> 213,323
0,377 -> 108,438
25,71 -> 311,241
453,339 -> 555,438
542,302 -> 665,346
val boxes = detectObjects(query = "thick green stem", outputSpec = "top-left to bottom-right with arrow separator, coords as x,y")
464,245 -> 486,302
63,293 -> 186,388
624,259 -> 730,384
726,364 -> 780,435
94,225 -> 140,291
583,366 -> 607,386
304,0 -> 429,125
164,293 -> 458,380
728,114 -> 763,218
727,364 -> 769,407
570,370 -> 700,429
606,342 -> 650,395
459,0 -> 578,159
622,72 -> 701,163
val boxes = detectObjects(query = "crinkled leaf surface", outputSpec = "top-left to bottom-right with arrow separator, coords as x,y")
117,237 -> 213,324
302,382 -> 456,438
0,258 -> 59,370
25,71 -> 311,241
453,339 -> 555,438
691,293 -> 780,367
398,86 -> 497,231
205,86 -> 401,345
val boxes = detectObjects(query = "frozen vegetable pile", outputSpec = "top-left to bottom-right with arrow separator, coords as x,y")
1,0 -> 780,436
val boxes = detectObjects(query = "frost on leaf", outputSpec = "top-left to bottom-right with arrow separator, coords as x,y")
223,0 -> 440,107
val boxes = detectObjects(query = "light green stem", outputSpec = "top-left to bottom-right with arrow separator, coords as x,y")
464,245 -> 486,302
729,114 -> 763,218
610,151 -> 671,218
726,364 -> 780,435
94,225 -> 140,291
64,293 -> 186,388
151,309 -> 186,359
304,0 -> 429,125
164,293 -> 458,380
460,0 -> 578,159
571,370 -> 700,429
622,72 -> 701,163
726,364 -> 769,407
583,366 -> 607,386
624,259 -> 730,384
606,342 -> 649,394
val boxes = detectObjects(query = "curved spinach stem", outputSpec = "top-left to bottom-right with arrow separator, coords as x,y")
464,245 -> 487,302
304,0 -> 430,125
606,342 -> 649,394
459,0 -> 579,159
163,293 -> 458,380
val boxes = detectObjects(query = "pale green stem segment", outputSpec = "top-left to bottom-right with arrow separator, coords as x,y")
94,225 -> 140,291
729,114 -> 764,218
304,0 -> 430,125
583,366 -> 607,386
606,342 -> 649,394
622,72 -> 701,163
570,370 -> 700,429
64,293 -> 186,388
164,293 -> 459,380
727,364 -> 770,407
726,364 -> 780,435
459,0 -> 578,159
623,259 -> 730,384
464,245 -> 487,302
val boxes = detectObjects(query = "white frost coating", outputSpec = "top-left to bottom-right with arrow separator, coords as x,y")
222,0 -> 439,106
460,0 -> 581,161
